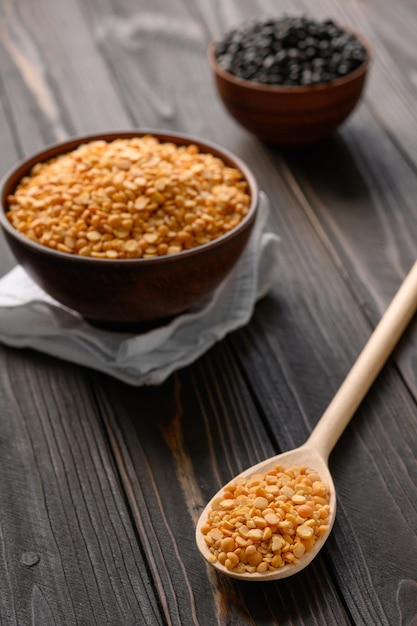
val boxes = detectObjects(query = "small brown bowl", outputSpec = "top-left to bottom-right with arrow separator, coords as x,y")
0,131 -> 258,331
208,31 -> 370,146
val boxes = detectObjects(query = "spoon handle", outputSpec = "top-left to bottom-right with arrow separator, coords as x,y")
306,260 -> 417,459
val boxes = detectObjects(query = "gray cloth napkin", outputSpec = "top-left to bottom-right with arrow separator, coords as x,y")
0,192 -> 280,385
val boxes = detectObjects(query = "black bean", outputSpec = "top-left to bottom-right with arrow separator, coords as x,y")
263,54 -> 276,69
313,57 -> 325,66
300,71 -> 313,85
288,48 -> 300,60
215,15 -> 367,86
305,46 -> 317,59
275,49 -> 288,63
337,63 -> 351,75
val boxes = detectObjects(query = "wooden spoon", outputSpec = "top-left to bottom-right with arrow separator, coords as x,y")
196,261 -> 417,580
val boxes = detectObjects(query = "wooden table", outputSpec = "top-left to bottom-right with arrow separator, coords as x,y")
1,1 -> 416,624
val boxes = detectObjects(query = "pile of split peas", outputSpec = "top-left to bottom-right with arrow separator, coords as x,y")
201,464 -> 330,573
6,136 -> 251,260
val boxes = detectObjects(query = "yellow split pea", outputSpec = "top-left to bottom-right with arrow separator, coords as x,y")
200,464 -> 330,574
6,136 -> 251,259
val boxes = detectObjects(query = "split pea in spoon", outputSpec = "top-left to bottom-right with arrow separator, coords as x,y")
196,261 -> 417,581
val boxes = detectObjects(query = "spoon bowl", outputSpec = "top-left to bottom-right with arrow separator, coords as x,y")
196,260 -> 417,580
196,444 -> 336,580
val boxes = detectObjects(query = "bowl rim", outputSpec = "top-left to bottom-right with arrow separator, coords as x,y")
0,129 -> 259,266
208,22 -> 371,94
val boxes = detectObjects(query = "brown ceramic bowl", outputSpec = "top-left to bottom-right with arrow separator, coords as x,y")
0,131 -> 258,330
208,29 -> 370,146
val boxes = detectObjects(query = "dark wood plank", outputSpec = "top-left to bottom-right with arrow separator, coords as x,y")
0,95 -> 22,274
0,0 -> 130,154
0,347 -> 163,625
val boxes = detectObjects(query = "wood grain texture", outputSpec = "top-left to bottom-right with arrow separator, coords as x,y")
0,0 -> 416,624
0,348 -> 162,625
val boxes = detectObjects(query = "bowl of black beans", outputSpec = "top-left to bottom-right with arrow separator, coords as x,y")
208,15 -> 370,146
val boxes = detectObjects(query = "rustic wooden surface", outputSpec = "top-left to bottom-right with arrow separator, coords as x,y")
1,0 -> 417,624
